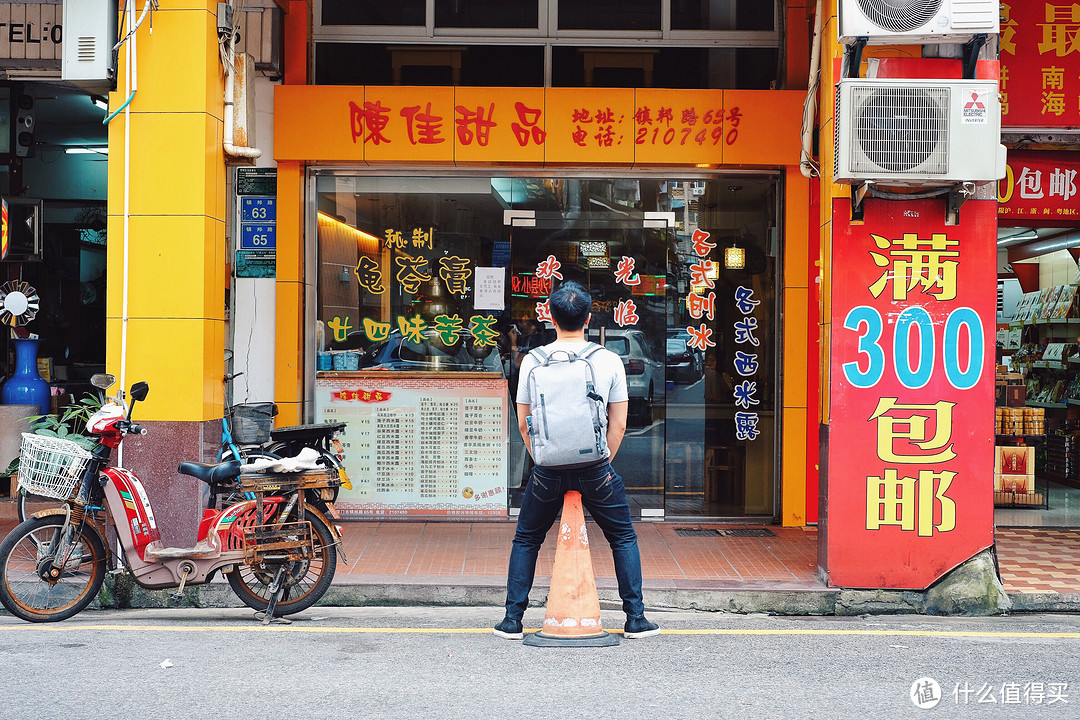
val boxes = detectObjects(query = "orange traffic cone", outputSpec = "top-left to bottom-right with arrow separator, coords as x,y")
523,490 -> 619,647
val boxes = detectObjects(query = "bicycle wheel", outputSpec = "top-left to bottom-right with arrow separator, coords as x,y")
17,488 -> 60,523
0,516 -> 106,623
226,509 -> 337,617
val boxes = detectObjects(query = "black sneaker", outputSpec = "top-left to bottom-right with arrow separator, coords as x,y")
624,616 -> 660,639
493,617 -> 524,640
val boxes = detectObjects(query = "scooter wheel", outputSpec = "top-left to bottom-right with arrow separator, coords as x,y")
226,512 -> 337,617
0,516 -> 106,623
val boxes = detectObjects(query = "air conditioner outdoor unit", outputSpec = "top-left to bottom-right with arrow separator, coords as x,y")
839,0 -> 999,45
833,78 -> 1006,186
62,0 -> 118,93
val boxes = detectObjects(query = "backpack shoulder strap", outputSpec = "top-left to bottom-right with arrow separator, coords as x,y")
577,342 -> 603,360
528,347 -> 550,365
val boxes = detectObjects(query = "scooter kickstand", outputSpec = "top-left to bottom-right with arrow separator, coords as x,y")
170,563 -> 194,602
255,564 -> 292,625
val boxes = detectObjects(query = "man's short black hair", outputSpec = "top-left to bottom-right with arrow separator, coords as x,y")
549,280 -> 592,331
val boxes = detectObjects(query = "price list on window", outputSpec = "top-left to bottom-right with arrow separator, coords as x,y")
316,376 -> 508,517
373,407 -> 417,493
462,397 -> 503,484
419,398 -> 459,499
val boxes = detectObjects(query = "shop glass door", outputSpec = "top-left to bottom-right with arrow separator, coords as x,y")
665,179 -> 778,517
504,178 -> 670,516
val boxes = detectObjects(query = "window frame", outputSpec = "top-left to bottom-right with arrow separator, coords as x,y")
313,0 -> 779,46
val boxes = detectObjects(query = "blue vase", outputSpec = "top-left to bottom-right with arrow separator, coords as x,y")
1,338 -> 50,416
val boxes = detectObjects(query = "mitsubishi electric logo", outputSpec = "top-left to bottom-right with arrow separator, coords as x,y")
962,88 -> 990,124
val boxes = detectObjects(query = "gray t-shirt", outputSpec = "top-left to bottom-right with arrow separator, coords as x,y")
516,340 -> 629,406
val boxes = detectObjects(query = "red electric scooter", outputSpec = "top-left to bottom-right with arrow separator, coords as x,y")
0,374 -> 345,623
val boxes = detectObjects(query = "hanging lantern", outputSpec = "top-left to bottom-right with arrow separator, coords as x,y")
724,245 -> 745,270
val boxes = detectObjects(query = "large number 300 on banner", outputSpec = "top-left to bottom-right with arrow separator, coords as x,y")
827,198 -> 996,589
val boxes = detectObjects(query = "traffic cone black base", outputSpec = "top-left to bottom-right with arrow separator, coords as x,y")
523,630 -> 619,647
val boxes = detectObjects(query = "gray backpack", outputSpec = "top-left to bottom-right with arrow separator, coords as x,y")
523,342 -> 609,468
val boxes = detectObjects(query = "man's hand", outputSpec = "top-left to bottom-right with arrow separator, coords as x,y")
606,401 -> 629,461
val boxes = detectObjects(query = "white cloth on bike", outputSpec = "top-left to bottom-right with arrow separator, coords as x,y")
240,447 -> 323,474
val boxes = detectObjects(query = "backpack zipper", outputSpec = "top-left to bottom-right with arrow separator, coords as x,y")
539,393 -> 549,439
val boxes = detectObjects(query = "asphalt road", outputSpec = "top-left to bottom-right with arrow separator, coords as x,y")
1,607 -> 1077,719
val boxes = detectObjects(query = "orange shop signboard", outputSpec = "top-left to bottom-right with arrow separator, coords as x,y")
826,198 -> 996,589
274,86 -> 803,167
1001,1 -> 1080,128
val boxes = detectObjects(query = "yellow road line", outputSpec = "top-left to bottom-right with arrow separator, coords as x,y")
1,625 -> 1079,639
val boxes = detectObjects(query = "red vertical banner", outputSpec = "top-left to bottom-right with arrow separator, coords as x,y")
826,198 -> 995,589
1000,1 -> 1080,128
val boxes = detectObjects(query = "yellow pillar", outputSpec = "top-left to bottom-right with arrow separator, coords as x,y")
106,1 -> 226,423
275,161 -> 305,426
781,167 -> 811,526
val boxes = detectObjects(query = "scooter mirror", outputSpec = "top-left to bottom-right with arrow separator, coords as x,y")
90,373 -> 116,390
130,382 -> 149,402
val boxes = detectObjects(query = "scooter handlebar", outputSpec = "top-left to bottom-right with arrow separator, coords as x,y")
118,420 -> 147,436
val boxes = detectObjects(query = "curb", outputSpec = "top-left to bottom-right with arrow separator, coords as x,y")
4,579 -> 1078,619
38,580 -> 1080,618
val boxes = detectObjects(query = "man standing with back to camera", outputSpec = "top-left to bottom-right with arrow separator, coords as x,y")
493,280 -> 660,640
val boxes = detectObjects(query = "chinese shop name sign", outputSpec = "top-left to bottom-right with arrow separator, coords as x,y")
827,199 -> 995,589
274,86 -> 802,167
1000,2 -> 1080,128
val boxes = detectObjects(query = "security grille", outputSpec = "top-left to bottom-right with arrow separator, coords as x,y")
851,86 -> 948,174
857,0 -> 942,32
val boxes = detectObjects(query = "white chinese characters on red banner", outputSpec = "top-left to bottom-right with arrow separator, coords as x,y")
998,150 -> 1080,222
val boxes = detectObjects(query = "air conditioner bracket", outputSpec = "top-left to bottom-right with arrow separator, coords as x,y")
850,181 -> 872,221
962,34 -> 988,80
845,38 -> 868,79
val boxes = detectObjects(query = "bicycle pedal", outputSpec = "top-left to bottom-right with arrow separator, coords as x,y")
169,592 -> 184,601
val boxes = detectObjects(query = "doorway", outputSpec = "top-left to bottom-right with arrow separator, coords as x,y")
504,176 -> 779,518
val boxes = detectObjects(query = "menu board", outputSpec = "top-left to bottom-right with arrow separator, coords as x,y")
316,375 -> 508,517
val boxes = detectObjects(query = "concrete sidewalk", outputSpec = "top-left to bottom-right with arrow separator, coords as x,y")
2,503 -> 1078,615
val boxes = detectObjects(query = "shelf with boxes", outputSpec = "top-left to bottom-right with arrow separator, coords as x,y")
993,436 -> 1049,509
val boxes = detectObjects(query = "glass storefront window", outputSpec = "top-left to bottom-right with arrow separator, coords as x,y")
558,1 -> 661,31
313,174 -> 778,518
671,0 -> 776,31
321,0 -> 426,26
435,0 -> 539,28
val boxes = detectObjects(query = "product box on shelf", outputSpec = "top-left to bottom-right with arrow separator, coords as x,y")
995,381 -> 1026,407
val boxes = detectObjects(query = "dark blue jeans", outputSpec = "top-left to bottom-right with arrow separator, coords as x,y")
503,461 -> 645,621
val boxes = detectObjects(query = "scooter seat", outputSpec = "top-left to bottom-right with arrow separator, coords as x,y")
178,459 -> 242,486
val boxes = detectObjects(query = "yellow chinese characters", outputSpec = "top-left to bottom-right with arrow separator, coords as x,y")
869,398 -> 957,464
866,469 -> 957,537
865,398 -> 959,537
1037,3 -> 1080,56
868,232 -> 959,302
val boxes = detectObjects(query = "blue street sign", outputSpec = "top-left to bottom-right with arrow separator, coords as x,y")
241,223 -> 277,250
240,197 -> 276,223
